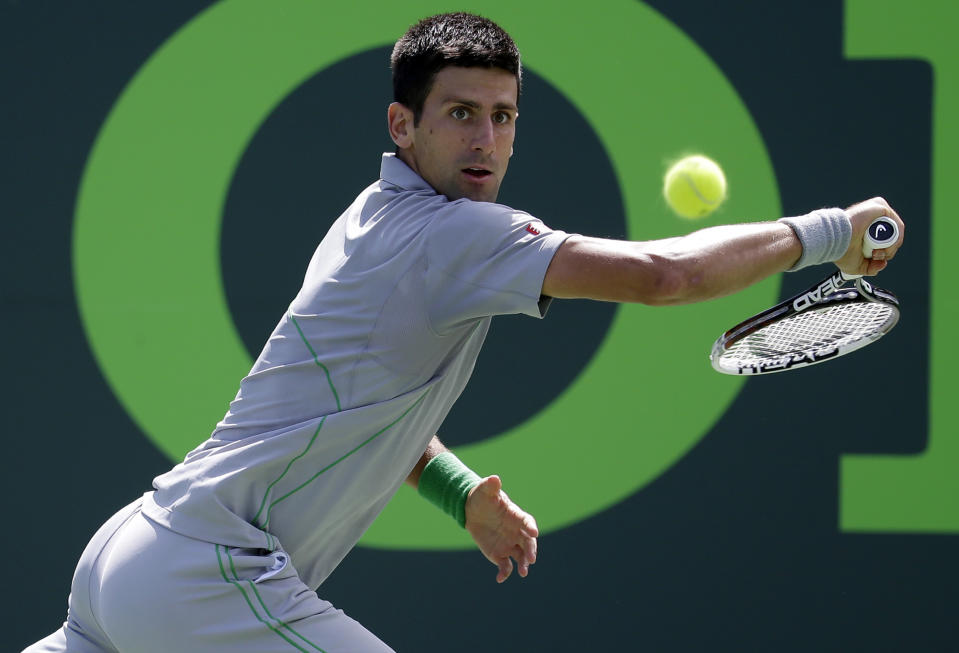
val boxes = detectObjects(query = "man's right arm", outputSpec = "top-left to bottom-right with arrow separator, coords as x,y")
541,197 -> 904,305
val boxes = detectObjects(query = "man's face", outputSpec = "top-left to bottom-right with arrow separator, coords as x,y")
397,66 -> 518,203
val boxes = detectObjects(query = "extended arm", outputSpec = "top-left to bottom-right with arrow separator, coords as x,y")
542,198 -> 904,304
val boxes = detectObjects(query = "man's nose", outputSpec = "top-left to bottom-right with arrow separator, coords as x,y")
471,118 -> 495,154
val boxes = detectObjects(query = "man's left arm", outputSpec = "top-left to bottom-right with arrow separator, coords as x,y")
407,436 -> 538,583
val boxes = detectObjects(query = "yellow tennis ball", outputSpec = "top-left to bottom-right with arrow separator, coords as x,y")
663,154 -> 727,219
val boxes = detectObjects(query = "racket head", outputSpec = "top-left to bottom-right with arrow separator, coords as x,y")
710,278 -> 900,375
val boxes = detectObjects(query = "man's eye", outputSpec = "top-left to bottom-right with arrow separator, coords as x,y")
493,112 -> 511,124
451,107 -> 469,120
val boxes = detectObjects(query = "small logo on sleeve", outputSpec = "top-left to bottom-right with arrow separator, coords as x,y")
525,224 -> 541,236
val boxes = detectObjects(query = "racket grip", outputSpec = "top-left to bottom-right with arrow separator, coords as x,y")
862,216 -> 899,259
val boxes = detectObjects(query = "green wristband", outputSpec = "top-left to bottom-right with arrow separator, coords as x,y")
417,452 -> 481,528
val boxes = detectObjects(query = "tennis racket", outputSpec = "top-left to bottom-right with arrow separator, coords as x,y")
710,216 -> 901,375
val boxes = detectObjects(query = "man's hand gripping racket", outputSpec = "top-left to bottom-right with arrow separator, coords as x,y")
710,213 -> 902,375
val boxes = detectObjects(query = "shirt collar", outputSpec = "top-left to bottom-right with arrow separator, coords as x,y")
379,152 -> 434,192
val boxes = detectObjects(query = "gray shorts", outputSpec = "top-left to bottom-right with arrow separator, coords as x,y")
24,499 -> 393,653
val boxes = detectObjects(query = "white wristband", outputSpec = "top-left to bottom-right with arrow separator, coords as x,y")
778,208 -> 852,271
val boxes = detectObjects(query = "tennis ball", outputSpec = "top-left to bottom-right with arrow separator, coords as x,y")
663,154 -> 727,219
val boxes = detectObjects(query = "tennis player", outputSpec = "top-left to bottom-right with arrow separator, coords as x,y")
27,11 -> 904,653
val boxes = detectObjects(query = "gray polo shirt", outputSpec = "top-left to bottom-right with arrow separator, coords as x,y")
143,153 -> 571,589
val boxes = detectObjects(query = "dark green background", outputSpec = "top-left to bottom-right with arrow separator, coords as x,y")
3,1 -> 953,651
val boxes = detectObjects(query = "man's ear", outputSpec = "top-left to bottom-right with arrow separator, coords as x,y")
388,102 -> 415,149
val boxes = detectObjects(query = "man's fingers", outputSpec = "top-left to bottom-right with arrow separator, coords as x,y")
496,557 -> 513,583
868,259 -> 887,275
520,509 -> 538,534
512,545 -> 530,577
521,532 -> 537,563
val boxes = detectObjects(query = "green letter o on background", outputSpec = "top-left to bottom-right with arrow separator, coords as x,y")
74,0 -> 780,549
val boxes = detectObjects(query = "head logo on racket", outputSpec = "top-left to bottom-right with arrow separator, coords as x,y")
792,271 -> 846,312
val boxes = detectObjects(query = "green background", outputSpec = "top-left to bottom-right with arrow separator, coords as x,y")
4,0 -> 956,650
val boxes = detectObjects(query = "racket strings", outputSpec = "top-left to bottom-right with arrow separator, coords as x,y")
723,302 -> 897,363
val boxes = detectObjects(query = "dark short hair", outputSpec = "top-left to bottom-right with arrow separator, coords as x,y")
391,12 -> 522,124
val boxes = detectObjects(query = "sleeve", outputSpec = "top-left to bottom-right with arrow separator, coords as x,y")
425,200 -> 572,333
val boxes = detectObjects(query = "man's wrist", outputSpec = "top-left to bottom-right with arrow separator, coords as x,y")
417,451 -> 481,528
778,208 -> 851,270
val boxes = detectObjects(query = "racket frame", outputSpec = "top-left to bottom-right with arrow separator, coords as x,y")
710,270 -> 900,375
